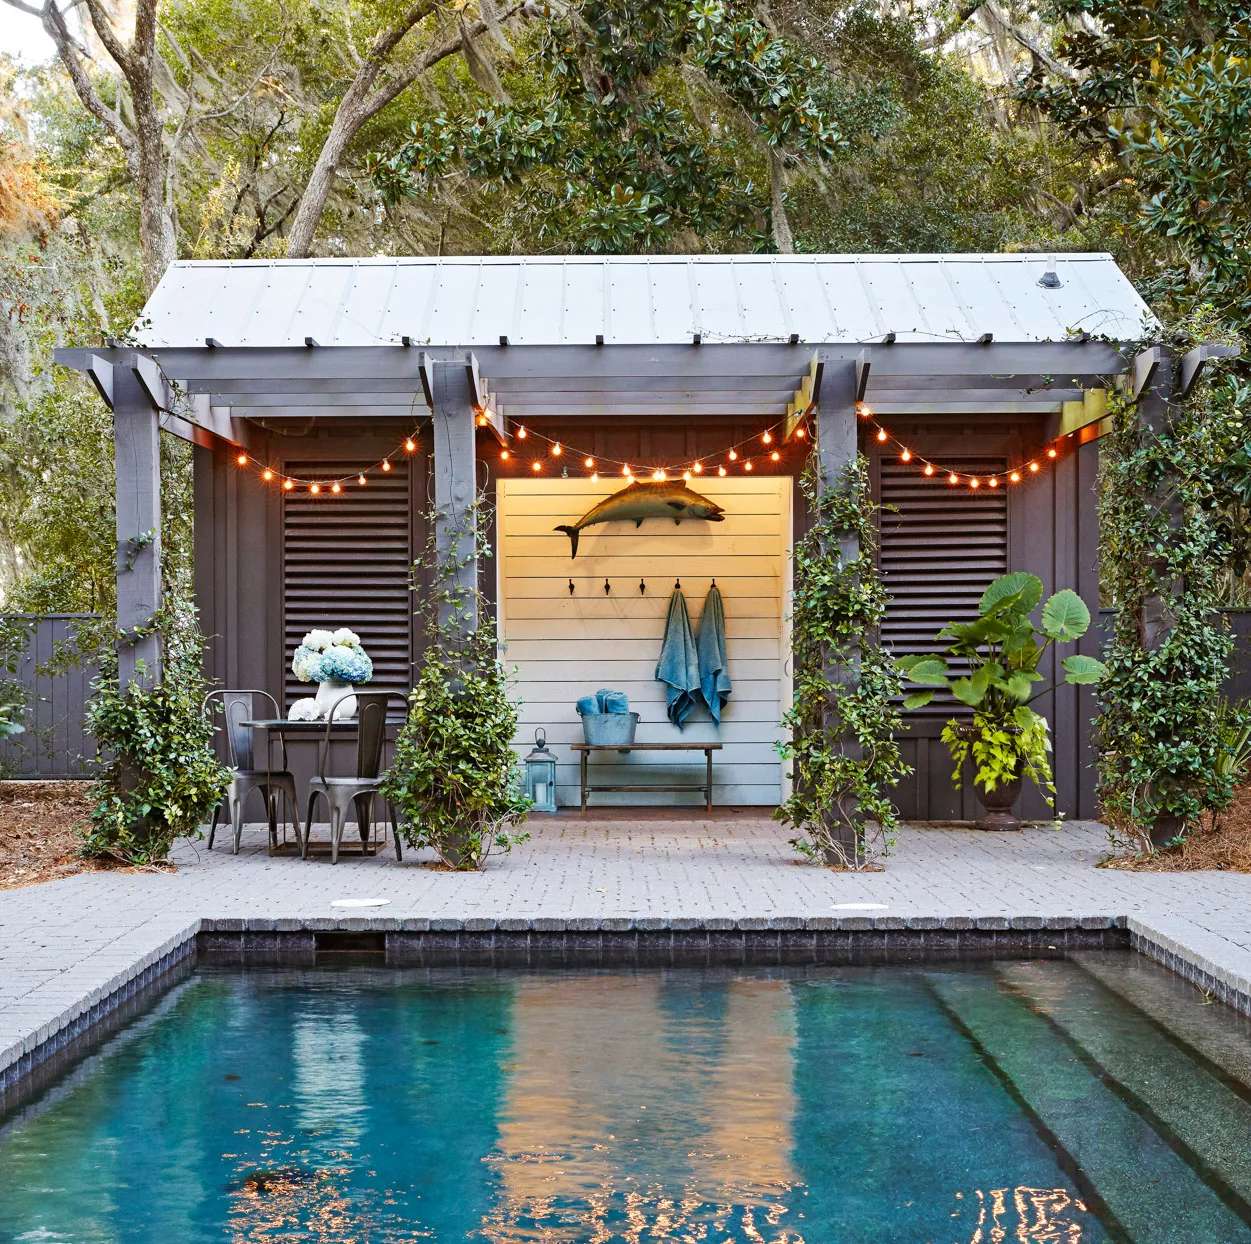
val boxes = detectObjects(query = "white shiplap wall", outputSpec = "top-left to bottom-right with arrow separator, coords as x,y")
499,477 -> 791,807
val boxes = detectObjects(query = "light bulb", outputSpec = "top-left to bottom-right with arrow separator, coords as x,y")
1047,447 -> 1058,459
763,431 -> 772,445
585,457 -> 594,469
858,403 -> 872,418
683,471 -> 692,480
948,473 -> 959,485
331,482 -> 341,494
1029,461 -> 1039,472
770,451 -> 780,462
477,413 -> 488,426
517,425 -> 527,439
988,477 -> 999,488
876,428 -> 888,442
622,464 -> 631,476
744,461 -> 753,472
718,466 -> 727,476
590,472 -> 599,482
236,453 -> 248,466
262,469 -> 273,481
901,449 -> 911,462
531,461 -> 542,472
924,464 -> 934,476
795,427 -> 806,439
693,461 -> 703,473
358,474 -> 367,485
382,460 -> 392,472
500,450 -> 510,461
310,483 -> 320,495
652,469 -> 664,481
970,478 -> 980,489
1010,471 -> 1020,483
728,449 -> 738,461
283,479 -> 294,490
404,438 -> 416,452
552,443 -> 562,456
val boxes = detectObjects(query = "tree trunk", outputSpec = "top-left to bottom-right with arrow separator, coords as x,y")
769,148 -> 794,254
285,104 -> 363,259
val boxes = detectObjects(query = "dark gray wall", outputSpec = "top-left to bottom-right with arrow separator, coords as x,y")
0,614 -> 99,777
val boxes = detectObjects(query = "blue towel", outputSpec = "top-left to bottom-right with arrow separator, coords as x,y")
655,588 -> 701,730
696,583 -> 732,724
576,689 -> 630,715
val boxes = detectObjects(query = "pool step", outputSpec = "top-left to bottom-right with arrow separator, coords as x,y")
927,969 -> 1251,1244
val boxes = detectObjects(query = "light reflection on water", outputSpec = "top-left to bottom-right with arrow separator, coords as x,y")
2,960 -> 1250,1243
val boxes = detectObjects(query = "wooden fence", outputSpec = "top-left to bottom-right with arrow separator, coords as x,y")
0,615 -> 99,778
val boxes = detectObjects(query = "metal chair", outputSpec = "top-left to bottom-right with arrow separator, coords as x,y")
304,691 -> 402,863
203,689 -> 303,855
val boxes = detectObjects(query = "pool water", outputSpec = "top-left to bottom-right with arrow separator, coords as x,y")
3,955 -> 1251,1242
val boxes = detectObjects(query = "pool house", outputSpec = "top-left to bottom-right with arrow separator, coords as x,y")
59,253 -> 1163,822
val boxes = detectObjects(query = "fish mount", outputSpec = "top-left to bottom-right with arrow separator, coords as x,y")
554,479 -> 726,559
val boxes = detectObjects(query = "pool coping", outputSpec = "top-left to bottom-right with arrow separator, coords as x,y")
6,911 -> 1251,1096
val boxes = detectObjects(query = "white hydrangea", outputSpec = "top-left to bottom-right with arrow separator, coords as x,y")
287,697 -> 320,721
330,627 -> 362,648
300,629 -> 336,652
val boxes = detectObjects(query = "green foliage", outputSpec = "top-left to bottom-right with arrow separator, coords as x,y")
370,0 -> 845,251
83,594 -> 232,865
775,456 -> 908,868
1096,375 -> 1242,838
899,571 -> 1107,804
380,495 -> 529,870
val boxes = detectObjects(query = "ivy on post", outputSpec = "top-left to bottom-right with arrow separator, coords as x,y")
776,360 -> 909,869
112,355 -> 163,686
1097,342 -> 1240,848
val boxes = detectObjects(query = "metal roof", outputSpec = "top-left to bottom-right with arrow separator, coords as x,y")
137,253 -> 1155,349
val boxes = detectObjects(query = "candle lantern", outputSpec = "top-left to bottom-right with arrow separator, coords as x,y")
523,728 -> 558,812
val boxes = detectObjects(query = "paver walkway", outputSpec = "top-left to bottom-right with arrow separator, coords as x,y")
3,813 -> 1251,1083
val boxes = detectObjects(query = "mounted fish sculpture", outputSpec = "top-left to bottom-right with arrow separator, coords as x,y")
555,479 -> 725,558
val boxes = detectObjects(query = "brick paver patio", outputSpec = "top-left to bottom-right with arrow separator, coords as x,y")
4,813 -> 1251,1085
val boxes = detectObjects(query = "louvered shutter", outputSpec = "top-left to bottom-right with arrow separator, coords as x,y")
283,462 -> 412,710
879,458 -> 1008,715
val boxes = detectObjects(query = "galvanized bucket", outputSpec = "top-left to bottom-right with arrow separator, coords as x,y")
581,711 -> 639,747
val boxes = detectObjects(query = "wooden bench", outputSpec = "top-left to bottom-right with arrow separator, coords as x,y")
569,742 -> 724,812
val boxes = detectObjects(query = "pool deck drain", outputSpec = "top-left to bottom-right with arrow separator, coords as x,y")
3,816 -> 1251,1087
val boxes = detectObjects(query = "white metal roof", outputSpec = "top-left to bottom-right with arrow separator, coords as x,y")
136,253 -> 1155,349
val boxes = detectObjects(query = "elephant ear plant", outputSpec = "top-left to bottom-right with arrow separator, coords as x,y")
897,572 -> 1108,826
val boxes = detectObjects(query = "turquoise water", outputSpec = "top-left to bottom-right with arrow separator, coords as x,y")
3,956 -> 1251,1242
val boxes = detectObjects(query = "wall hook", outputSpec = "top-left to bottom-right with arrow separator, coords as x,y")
604,578 -> 611,596
674,578 -> 681,592
639,578 -> 646,596
568,578 -> 575,596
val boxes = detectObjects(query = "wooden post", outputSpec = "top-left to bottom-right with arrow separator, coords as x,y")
814,361 -> 862,864
429,358 -> 479,643
1133,347 -> 1176,650
113,357 -> 162,687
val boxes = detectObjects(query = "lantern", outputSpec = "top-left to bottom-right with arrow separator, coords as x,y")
523,728 -> 558,812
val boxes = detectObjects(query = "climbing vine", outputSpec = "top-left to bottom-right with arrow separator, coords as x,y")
1096,354 -> 1246,844
776,456 -> 909,868
380,493 -> 530,870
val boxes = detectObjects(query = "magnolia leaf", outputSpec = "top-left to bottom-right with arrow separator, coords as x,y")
1061,654 -> 1109,684
1040,589 -> 1091,640
980,572 -> 1043,616
903,691 -> 935,710
902,657 -> 949,686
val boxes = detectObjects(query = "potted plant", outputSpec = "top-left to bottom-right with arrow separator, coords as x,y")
897,572 -> 1108,830
289,628 -> 373,720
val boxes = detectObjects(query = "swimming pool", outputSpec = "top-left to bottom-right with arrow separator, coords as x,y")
2,955 -> 1249,1242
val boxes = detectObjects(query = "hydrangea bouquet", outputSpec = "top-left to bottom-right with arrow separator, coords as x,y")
292,628 -> 374,684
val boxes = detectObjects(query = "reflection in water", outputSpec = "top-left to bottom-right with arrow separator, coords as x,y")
481,976 -> 803,1242
4,959 -> 1251,1242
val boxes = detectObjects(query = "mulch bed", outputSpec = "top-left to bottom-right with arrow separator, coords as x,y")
1101,783 -> 1251,873
0,780 -> 98,890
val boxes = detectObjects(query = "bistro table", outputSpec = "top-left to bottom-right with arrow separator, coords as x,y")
569,741 -> 723,812
241,718 -> 389,857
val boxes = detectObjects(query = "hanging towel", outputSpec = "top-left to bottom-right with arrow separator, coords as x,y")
696,583 -> 732,724
655,587 -> 701,730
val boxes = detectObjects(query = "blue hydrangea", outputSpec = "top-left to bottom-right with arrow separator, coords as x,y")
292,629 -> 373,683
318,643 -> 373,683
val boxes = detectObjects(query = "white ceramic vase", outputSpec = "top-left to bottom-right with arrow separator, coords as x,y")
314,678 -> 357,720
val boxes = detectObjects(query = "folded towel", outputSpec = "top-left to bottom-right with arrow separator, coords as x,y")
696,583 -> 732,725
576,689 -> 630,716
655,587 -> 701,730
596,688 -> 630,714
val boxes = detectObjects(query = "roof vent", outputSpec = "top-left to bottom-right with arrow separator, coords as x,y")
1037,255 -> 1062,289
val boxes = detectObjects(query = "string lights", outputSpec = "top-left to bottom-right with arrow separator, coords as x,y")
229,400 -> 1076,498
